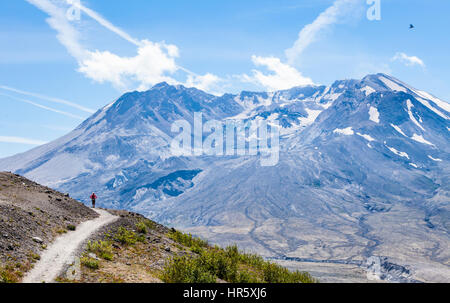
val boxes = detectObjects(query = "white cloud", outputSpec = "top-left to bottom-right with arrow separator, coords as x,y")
285,0 -> 361,65
26,0 -> 87,59
241,56 -> 314,91
242,0 -> 360,92
26,0 -> 191,92
70,0 -> 141,46
392,52 -> 425,68
0,136 -> 47,146
185,73 -> 222,95
78,40 -> 179,90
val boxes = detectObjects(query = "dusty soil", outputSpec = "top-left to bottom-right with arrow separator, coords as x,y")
0,172 -> 196,283
0,172 -> 97,278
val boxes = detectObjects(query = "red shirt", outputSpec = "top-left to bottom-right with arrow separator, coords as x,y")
90,193 -> 97,200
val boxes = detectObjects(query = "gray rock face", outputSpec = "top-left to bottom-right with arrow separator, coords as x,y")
0,73 -> 449,282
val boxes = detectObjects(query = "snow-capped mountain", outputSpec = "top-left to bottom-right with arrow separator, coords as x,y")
1,73 -> 449,282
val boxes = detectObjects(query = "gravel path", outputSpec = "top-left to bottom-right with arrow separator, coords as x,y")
23,209 -> 118,283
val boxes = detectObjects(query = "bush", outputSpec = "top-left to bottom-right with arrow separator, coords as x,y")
0,265 -> 20,283
262,263 -> 317,283
81,256 -> 99,270
136,221 -> 148,234
28,252 -> 41,262
87,240 -> 114,261
161,256 -> 216,283
190,244 -> 205,255
168,230 -> 208,249
113,227 -> 144,245
67,225 -> 76,231
162,232 -> 318,284
56,227 -> 67,234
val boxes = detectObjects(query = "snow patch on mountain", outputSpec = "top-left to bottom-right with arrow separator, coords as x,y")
428,155 -> 443,162
357,133 -> 376,142
391,124 -> 407,137
327,92 -> 343,102
333,127 -> 354,136
413,89 -> 450,113
369,106 -> 380,123
361,86 -> 376,96
414,97 -> 449,120
411,134 -> 434,146
379,76 -> 407,93
386,145 -> 410,159
406,100 -> 425,131
298,109 -> 322,126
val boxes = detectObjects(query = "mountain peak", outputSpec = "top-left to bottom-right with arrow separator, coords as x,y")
151,81 -> 173,89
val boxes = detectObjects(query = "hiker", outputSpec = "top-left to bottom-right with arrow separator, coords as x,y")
90,192 -> 97,208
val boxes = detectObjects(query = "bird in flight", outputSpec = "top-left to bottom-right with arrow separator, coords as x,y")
409,24 -> 415,29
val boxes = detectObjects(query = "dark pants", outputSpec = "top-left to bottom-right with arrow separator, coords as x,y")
91,199 -> 96,208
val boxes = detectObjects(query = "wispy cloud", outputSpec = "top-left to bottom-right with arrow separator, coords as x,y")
25,0 -> 221,93
0,85 -> 95,113
0,93 -> 84,120
0,136 -> 47,146
392,52 -> 425,68
243,0 -> 360,91
71,1 -> 142,46
285,0 -> 361,65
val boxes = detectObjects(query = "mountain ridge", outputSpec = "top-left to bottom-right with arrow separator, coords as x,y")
1,73 -> 449,282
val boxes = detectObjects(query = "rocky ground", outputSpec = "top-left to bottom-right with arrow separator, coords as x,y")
0,172 -> 197,283
1,172 -> 317,284
0,172 -> 97,281
67,210 -> 197,283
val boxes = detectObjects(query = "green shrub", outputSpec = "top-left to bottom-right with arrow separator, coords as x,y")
28,252 -> 41,262
87,240 -> 114,261
190,244 -> 205,255
67,225 -> 76,231
136,221 -> 148,234
81,256 -> 99,270
0,265 -> 20,283
56,227 -> 67,234
161,256 -> 216,283
168,230 -> 208,249
162,232 -> 318,284
262,263 -> 317,283
113,227 -> 144,245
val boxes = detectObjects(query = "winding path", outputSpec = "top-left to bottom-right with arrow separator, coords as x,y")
23,209 -> 118,283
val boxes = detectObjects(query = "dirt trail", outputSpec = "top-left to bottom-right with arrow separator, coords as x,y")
23,209 -> 118,283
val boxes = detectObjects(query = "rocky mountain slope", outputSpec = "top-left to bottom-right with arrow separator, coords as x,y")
0,73 -> 449,282
0,172 -> 98,281
0,173 -> 315,283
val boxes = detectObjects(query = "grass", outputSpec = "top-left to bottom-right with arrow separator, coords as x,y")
163,232 -> 318,284
0,264 -> 20,283
27,251 -> 41,262
0,260 -> 33,283
87,240 -> 114,261
55,227 -> 67,234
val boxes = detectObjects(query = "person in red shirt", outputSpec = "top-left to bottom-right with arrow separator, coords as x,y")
90,193 -> 97,208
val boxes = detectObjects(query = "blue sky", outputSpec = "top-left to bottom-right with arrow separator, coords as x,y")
0,0 -> 449,158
